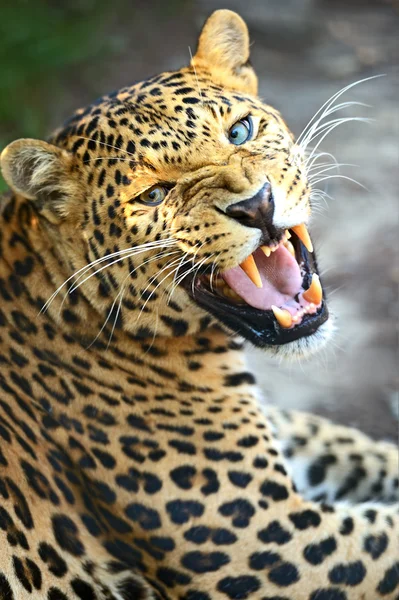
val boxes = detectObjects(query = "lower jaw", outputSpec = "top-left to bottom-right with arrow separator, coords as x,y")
184,280 -> 329,348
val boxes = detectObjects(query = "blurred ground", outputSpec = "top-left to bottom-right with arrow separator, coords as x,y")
0,0 -> 398,440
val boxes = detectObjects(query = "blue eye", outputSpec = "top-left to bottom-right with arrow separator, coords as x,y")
228,116 -> 253,145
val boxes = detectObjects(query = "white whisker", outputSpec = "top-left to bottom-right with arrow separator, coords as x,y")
167,253 -> 203,304
137,255 -> 187,321
308,161 -> 342,173
74,136 -> 136,158
86,287 -> 124,350
40,238 -> 176,314
87,249 -> 180,347
68,245 -> 178,296
209,258 -> 219,292
295,75 -> 384,149
191,254 -> 214,294
311,174 -> 367,190
106,284 -> 126,350
299,102 -> 371,151
189,46 -> 204,106
326,284 -> 347,298
166,251 -> 195,304
78,156 -> 131,165
305,119 -> 372,168
304,119 -> 373,169
167,242 -> 206,303
306,151 -> 340,174
308,163 -> 357,180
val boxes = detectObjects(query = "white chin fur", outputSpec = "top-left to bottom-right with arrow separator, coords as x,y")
265,313 -> 335,361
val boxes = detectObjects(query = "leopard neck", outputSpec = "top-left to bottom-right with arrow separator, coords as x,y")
0,193 -> 100,339
0,192 -> 257,410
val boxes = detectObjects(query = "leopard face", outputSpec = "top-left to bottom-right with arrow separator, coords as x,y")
0,9 -> 331,357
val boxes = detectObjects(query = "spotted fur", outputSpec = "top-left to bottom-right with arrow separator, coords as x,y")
0,10 -> 398,600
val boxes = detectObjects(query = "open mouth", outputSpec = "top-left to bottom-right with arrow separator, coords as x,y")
181,224 -> 329,347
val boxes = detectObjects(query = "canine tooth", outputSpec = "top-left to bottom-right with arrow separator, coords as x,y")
292,224 -> 313,253
303,273 -> 322,305
261,246 -> 271,258
271,305 -> 292,328
240,255 -> 263,288
284,240 -> 295,256
285,229 -> 291,239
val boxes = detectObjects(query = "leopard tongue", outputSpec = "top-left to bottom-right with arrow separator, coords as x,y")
221,246 -> 302,312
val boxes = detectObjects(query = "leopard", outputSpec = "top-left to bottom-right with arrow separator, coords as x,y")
0,9 -> 398,600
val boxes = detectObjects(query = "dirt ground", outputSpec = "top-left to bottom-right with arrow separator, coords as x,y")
6,0 -> 399,440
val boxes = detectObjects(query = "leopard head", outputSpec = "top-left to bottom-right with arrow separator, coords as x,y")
0,10 -> 332,358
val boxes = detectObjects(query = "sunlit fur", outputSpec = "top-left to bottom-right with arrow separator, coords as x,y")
1,10 -> 322,357
0,11 -> 398,600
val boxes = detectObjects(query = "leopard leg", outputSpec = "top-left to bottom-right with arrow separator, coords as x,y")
264,406 -> 399,504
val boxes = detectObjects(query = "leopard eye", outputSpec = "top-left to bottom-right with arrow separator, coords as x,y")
228,116 -> 253,145
139,185 -> 168,206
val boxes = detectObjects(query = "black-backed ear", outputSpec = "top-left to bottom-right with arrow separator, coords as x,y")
192,9 -> 258,96
0,139 -> 79,222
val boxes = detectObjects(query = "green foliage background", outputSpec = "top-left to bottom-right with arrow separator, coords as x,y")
0,0 -> 187,191
0,0 -> 122,190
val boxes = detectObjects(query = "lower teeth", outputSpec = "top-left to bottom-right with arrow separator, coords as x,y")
222,288 -> 243,301
212,281 -> 243,302
284,240 -> 295,256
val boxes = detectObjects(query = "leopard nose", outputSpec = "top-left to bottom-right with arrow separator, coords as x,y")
225,182 -> 274,230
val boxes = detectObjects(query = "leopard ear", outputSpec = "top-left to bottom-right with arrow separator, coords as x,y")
0,138 -> 79,222
192,9 -> 258,96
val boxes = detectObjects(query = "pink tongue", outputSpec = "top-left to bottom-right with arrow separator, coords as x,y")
222,246 -> 302,311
